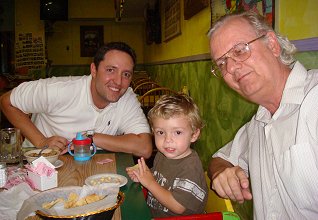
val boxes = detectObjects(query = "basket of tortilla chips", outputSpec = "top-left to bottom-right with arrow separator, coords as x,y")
18,185 -> 124,220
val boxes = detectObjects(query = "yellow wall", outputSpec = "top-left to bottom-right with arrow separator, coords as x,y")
145,0 -> 318,64
15,0 -> 44,41
68,0 -> 115,19
15,0 -> 145,66
144,1 -> 211,63
277,0 -> 318,40
46,21 -> 145,65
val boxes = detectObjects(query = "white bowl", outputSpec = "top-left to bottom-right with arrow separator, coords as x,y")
24,148 -> 59,164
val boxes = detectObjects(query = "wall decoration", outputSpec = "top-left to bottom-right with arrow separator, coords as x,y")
80,26 -> 104,57
210,0 -> 275,28
163,0 -> 181,42
15,33 -> 45,71
184,0 -> 209,20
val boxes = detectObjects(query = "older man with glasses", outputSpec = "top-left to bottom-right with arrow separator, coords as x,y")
207,11 -> 318,220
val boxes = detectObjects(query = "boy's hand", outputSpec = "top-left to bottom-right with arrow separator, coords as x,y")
126,164 -> 140,182
133,157 -> 156,188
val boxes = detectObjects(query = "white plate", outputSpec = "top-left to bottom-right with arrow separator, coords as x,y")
53,159 -> 64,169
85,173 -> 128,187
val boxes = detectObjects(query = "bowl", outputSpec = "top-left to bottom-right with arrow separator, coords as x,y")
24,148 -> 59,164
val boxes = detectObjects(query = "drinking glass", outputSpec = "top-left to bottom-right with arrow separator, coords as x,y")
0,128 -> 22,165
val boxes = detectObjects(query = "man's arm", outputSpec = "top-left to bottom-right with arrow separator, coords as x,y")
0,91 -> 68,149
208,157 -> 252,204
93,132 -> 153,158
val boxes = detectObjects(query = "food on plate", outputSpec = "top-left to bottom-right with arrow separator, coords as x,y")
64,192 -> 79,209
42,192 -> 104,209
28,150 -> 58,157
42,198 -> 64,209
75,193 -> 102,207
88,176 -> 121,185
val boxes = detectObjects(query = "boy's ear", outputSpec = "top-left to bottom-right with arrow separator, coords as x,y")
191,129 -> 200,142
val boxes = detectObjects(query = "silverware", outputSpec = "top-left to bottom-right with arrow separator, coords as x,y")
37,145 -> 49,157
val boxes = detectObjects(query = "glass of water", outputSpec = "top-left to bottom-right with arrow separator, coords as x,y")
0,128 -> 22,165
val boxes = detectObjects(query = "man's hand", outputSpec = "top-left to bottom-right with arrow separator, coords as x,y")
39,136 -> 69,153
212,166 -> 252,204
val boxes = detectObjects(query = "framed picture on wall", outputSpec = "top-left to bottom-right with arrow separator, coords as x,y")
184,0 -> 209,20
163,0 -> 181,42
210,0 -> 275,28
80,26 -> 104,57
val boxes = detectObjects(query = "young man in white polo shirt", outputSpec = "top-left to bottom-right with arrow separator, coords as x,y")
0,42 -> 152,158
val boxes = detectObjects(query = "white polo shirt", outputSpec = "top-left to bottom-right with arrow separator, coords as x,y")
10,75 -> 150,147
213,62 -> 318,219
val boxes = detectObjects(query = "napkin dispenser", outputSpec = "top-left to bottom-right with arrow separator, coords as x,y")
27,156 -> 58,191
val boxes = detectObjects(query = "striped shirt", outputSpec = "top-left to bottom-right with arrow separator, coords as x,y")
213,62 -> 318,219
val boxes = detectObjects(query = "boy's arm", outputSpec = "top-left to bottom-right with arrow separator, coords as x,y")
146,179 -> 186,214
133,158 -> 186,214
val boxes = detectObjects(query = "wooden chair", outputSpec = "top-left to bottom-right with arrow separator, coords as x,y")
134,77 -> 152,86
138,87 -> 179,115
133,81 -> 161,96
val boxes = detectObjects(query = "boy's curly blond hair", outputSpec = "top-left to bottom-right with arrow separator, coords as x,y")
147,93 -> 204,133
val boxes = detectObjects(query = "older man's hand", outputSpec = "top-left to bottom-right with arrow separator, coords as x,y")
212,166 -> 252,204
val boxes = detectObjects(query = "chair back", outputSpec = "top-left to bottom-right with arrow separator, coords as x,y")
138,87 -> 179,115
134,81 -> 161,96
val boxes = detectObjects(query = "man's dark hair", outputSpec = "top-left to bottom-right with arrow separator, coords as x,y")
93,42 -> 137,69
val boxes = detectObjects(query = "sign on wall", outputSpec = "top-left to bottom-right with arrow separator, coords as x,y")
15,33 -> 45,71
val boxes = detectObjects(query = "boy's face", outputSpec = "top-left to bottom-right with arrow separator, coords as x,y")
151,115 -> 200,159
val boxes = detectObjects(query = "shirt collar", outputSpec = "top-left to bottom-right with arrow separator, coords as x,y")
255,61 -> 308,122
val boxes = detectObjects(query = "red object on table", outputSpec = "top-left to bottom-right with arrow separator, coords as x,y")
153,212 -> 223,220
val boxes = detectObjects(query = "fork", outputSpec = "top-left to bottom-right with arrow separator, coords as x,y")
37,145 -> 49,157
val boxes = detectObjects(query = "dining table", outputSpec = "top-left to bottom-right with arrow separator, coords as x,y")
56,151 -> 152,220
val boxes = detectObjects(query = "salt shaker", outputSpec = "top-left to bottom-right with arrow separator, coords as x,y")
0,162 -> 7,188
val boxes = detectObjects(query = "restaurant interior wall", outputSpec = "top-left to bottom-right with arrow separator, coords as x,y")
15,0 -> 145,78
144,1 -> 318,219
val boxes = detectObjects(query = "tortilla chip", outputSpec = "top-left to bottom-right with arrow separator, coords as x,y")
42,198 -> 64,209
64,192 -> 79,209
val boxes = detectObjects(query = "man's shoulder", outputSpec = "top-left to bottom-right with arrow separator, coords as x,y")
44,75 -> 90,86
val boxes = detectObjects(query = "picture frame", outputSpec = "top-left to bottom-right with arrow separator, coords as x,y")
184,0 -> 209,20
163,0 -> 181,42
210,0 -> 275,28
80,26 -> 104,57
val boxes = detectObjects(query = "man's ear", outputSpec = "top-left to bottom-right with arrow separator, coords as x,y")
191,129 -> 201,142
266,32 -> 281,57
90,63 -> 97,78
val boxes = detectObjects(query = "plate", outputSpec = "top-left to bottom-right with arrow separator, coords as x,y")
53,159 -> 64,169
85,173 -> 128,187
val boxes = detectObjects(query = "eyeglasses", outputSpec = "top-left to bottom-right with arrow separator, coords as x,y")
211,34 -> 266,77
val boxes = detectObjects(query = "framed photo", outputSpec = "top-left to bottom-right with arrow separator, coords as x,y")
80,26 -> 104,57
163,0 -> 181,42
210,0 -> 275,28
184,0 -> 209,20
